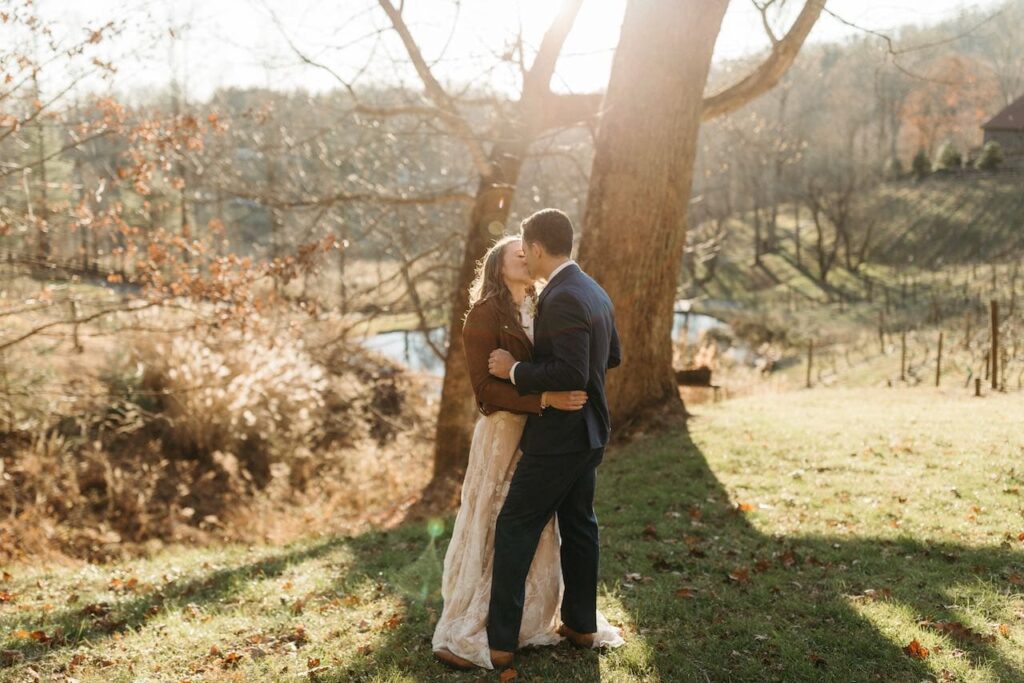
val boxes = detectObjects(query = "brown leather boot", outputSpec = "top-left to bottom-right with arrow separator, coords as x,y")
433,648 -> 476,670
558,623 -> 596,648
489,648 -> 514,668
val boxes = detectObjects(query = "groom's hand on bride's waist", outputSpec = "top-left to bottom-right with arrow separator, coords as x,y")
488,348 -> 515,380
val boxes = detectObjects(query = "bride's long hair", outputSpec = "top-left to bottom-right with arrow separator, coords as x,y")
466,235 -> 536,325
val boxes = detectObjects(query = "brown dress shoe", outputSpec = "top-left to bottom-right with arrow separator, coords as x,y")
489,648 -> 514,668
558,623 -> 596,648
433,648 -> 476,670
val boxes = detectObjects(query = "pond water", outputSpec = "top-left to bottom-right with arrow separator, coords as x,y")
362,326 -> 448,375
364,310 -> 731,376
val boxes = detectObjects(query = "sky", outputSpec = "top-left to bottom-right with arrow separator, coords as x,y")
26,0 -> 1009,101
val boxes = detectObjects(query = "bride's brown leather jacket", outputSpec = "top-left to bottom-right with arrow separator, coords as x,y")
462,295 -> 543,416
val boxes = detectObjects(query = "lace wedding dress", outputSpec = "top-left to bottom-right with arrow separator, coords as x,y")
431,299 -> 624,669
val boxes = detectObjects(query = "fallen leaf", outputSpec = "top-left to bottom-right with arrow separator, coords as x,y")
222,651 -> 243,667
904,639 -> 929,660
727,568 -> 750,583
998,623 -> 1010,638
499,668 -> 518,682
675,588 -> 696,599
81,603 -> 111,617
921,620 -> 994,644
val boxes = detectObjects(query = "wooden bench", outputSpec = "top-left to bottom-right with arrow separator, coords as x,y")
675,366 -> 722,402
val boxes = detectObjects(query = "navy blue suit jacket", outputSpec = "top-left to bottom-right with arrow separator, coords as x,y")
514,263 -> 621,455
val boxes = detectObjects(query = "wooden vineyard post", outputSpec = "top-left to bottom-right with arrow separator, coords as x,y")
935,331 -> 943,387
806,340 -> 814,389
990,300 -> 998,391
975,377 -> 981,397
878,311 -> 886,353
70,299 -> 83,353
900,330 -> 907,382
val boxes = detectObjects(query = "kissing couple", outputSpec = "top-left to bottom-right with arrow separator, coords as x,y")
432,208 -> 625,670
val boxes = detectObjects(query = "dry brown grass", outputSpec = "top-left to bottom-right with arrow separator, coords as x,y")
0,296 -> 436,564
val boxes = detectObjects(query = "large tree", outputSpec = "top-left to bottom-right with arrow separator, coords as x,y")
578,0 -> 826,426
372,1 -> 602,495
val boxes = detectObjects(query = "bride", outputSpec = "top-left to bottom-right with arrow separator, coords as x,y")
432,235 -> 623,669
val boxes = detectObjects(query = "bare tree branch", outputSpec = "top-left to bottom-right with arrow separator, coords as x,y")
702,0 -> 825,121
221,185 -> 474,210
538,92 -> 602,130
522,0 -> 585,101
753,0 -> 781,46
376,0 -> 493,177
0,301 -> 161,352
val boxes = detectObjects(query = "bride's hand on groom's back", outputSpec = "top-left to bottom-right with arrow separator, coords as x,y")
542,390 -> 588,411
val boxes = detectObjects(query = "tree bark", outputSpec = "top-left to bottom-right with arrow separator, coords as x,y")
575,0 -> 823,429
578,0 -> 730,426
429,133 -> 527,493
388,0 -> 594,496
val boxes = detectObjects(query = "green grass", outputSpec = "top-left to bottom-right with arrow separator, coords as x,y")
2,387 -> 1023,681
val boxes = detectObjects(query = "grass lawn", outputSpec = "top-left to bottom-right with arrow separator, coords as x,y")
2,387 -> 1023,682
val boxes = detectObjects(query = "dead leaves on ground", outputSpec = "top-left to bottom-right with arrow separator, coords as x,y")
13,629 -> 58,645
919,619 -> 1009,645
904,639 -> 931,659
207,624 -> 310,670
901,619 -> 1013,662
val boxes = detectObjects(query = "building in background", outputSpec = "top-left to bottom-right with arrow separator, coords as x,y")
982,94 -> 1024,169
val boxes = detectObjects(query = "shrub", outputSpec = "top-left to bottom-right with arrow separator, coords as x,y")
975,140 -> 1004,171
933,142 -> 962,171
137,328 -> 328,474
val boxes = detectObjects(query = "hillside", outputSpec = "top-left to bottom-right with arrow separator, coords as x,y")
700,173 -> 1024,308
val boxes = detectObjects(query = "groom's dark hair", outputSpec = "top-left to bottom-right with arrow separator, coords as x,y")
521,208 -> 574,257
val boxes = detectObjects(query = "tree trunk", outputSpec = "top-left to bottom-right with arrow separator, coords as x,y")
429,133 -> 528,494
32,70 -> 50,262
752,206 -> 763,266
578,0 -> 730,427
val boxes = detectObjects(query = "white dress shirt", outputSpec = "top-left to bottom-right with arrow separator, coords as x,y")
510,259 -> 576,386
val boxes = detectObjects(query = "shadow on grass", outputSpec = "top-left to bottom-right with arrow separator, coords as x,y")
596,420 -> 1024,682
302,414 -> 1023,682
0,536 -> 350,661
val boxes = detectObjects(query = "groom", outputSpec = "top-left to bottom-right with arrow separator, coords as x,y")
485,208 -> 621,667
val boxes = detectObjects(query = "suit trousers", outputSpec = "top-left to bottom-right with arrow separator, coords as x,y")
486,446 -> 604,652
